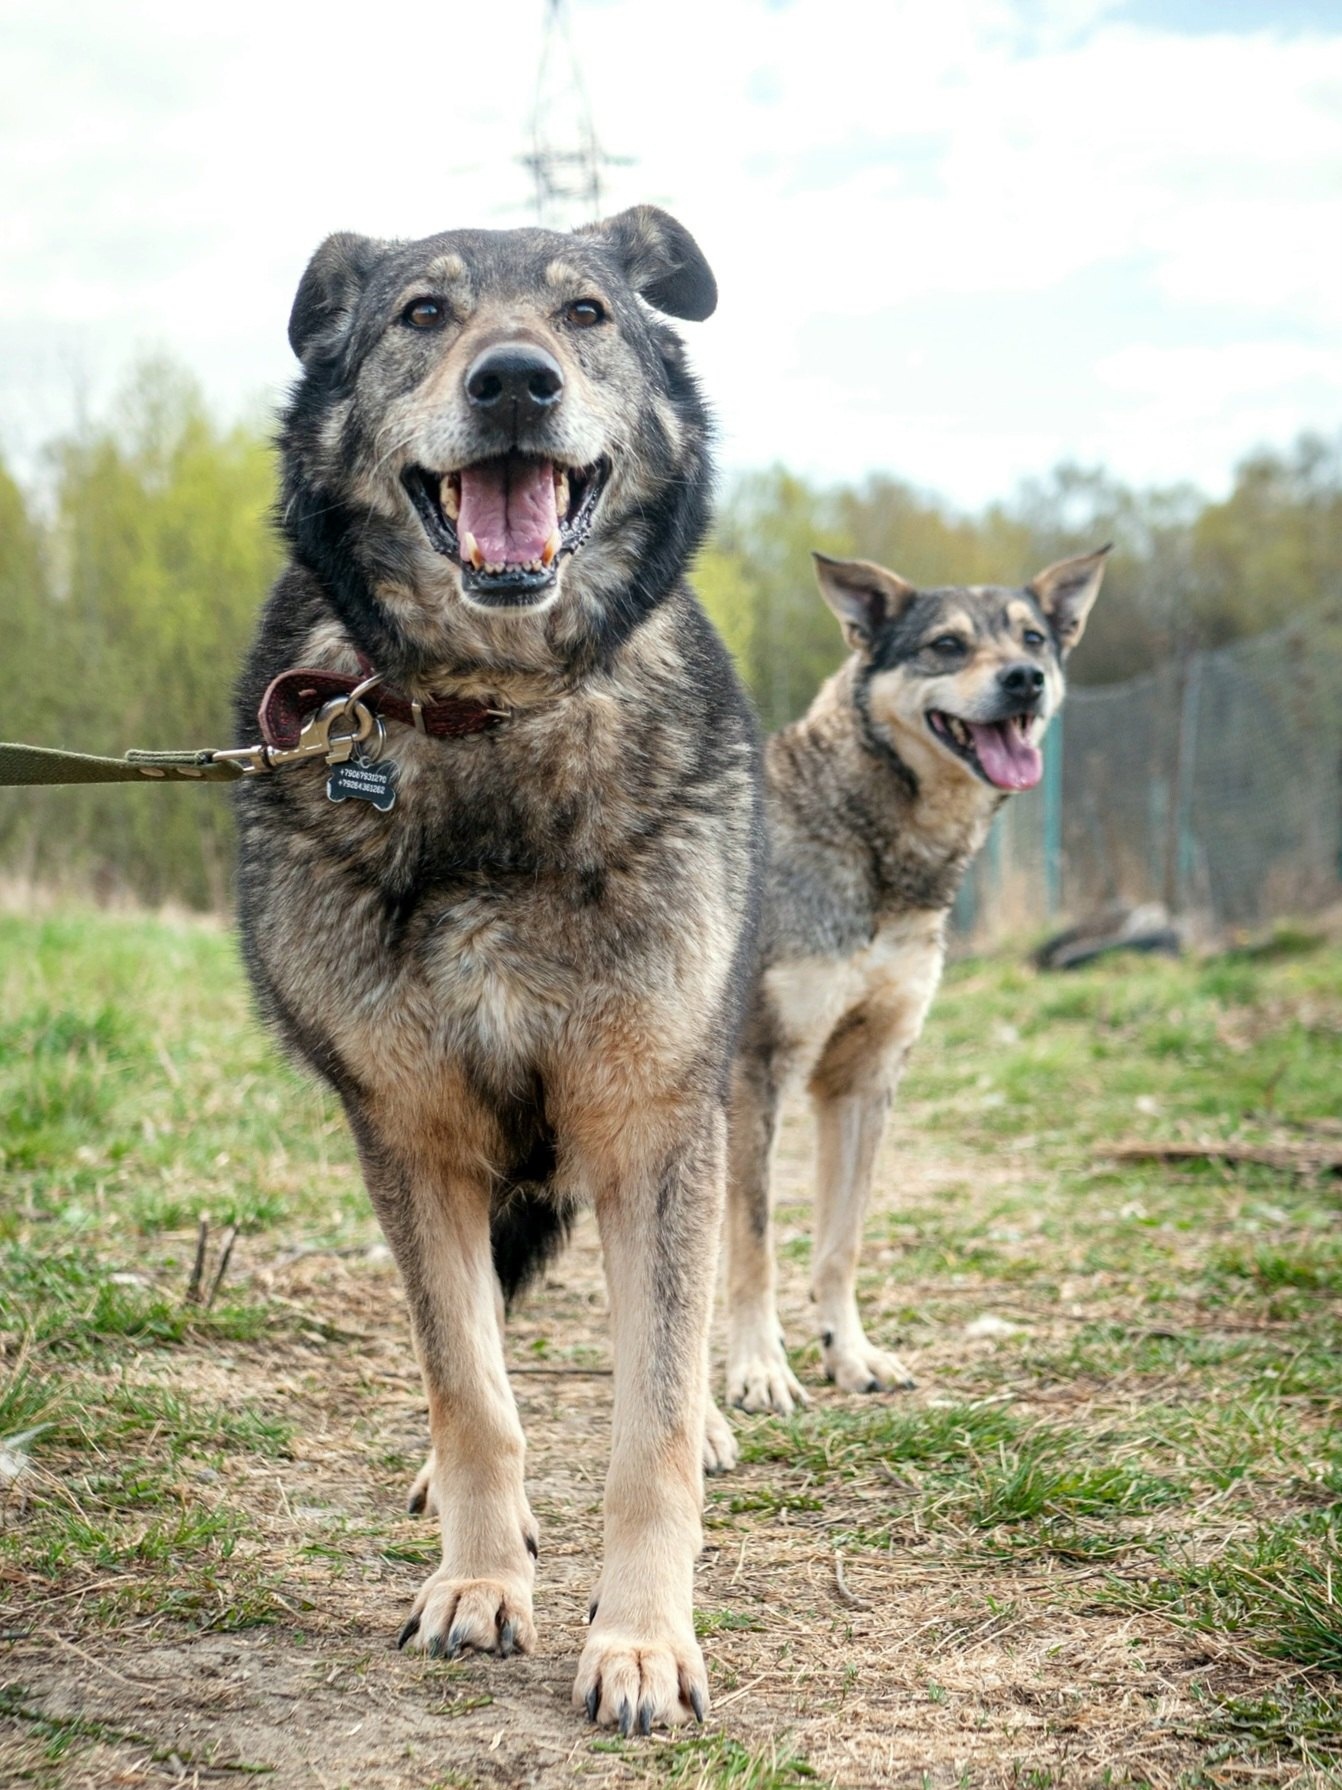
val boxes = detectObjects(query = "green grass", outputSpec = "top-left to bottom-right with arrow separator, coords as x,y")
1193,1684 -> 1342,1777
1109,1515 -> 1342,1674
0,912 -> 327,1640
921,938 -> 1342,1150
592,1734 -> 822,1788
2,905 -> 1340,1780
729,1402 -> 1181,1545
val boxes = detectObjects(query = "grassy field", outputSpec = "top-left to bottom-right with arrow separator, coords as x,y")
1,906 -> 1339,1788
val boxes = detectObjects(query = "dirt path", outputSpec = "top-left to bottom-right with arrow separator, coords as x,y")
2,1096 -> 1298,1789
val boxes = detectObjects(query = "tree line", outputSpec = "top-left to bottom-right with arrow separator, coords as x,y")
2,359 -> 1338,908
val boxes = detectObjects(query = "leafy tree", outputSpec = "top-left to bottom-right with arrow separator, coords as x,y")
1,361 -> 280,907
1,353 -> 1337,909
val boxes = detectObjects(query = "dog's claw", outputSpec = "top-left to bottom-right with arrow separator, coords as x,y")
397,1613 -> 421,1650
524,1532 -> 539,1560
427,1631 -> 447,1660
587,1596 -> 599,1624
617,1698 -> 633,1738
586,1686 -> 600,1723
636,1699 -> 654,1737
689,1684 -> 706,1723
499,1618 -> 516,1658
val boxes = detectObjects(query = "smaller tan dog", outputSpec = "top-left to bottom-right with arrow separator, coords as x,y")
715,545 -> 1108,1425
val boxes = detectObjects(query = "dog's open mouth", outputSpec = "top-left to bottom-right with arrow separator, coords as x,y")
927,710 -> 1043,791
403,453 -> 609,606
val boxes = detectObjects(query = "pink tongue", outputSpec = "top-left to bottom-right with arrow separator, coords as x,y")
966,720 -> 1043,791
457,457 -> 557,566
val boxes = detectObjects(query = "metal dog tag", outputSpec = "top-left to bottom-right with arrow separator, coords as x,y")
327,749 -> 398,813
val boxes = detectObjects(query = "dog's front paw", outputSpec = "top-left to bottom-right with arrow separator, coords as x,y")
397,1570 -> 536,1660
726,1342 -> 808,1417
702,1399 -> 738,1473
573,1624 -> 707,1733
822,1334 -> 915,1395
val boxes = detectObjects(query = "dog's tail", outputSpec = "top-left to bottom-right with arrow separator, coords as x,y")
490,1185 -> 575,1309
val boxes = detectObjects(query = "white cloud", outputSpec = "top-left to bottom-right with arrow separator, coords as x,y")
1,0 -> 1339,503
1097,341 -> 1342,401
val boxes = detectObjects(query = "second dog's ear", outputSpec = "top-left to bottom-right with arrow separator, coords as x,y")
813,553 -> 918,651
289,233 -> 387,364
1028,544 -> 1111,656
578,206 -> 717,321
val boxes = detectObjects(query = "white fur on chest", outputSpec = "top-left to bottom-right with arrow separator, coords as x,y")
763,913 -> 946,1088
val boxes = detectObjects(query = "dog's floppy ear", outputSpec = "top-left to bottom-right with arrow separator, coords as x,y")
577,206 -> 717,321
813,553 -> 918,651
289,232 -> 387,364
1028,544 -> 1111,656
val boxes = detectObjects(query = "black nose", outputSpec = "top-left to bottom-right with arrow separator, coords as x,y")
465,343 -> 564,417
1000,662 -> 1046,699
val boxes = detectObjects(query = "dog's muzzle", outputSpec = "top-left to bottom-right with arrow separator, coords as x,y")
402,453 -> 610,608
926,706 -> 1045,792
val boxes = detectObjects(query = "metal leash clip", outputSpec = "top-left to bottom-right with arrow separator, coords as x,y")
214,676 -> 384,776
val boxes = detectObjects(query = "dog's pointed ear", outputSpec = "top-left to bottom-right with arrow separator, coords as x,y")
813,553 -> 918,651
289,232 -> 387,364
1028,543 -> 1111,656
577,206 -> 717,321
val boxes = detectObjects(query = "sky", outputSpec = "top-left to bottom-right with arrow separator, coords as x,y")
2,0 -> 1339,510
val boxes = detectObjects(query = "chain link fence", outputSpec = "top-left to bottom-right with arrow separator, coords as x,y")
954,608 -> 1342,944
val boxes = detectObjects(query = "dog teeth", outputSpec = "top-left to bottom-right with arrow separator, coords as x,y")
541,528 -> 561,568
554,468 -> 570,517
462,530 -> 484,570
440,476 -> 460,523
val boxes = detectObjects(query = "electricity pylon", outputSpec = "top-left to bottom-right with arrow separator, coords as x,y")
519,0 -> 631,229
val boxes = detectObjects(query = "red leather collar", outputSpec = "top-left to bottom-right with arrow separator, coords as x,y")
258,667 -> 504,750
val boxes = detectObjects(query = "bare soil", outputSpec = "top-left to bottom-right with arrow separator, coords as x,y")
0,1102 -> 1309,1790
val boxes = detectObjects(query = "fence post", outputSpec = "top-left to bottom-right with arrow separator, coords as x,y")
1044,707 -> 1063,917
1164,642 -> 1202,915
986,805 -> 1005,930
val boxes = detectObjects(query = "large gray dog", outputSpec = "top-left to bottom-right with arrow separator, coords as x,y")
233,208 -> 762,1734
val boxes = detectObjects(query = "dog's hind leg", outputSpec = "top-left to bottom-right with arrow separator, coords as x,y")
722,1059 -> 807,1416
702,1396 -> 738,1474
570,1103 -> 724,1732
356,1125 -> 539,1660
809,1080 -> 916,1394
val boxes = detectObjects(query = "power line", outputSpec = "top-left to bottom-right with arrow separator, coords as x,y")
519,0 -> 632,229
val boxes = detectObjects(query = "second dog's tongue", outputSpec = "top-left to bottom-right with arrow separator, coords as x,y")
967,721 -> 1043,791
458,457 -> 556,565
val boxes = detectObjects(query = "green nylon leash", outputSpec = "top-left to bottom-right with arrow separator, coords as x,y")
0,683 -> 392,788
0,742 -> 244,786
0,682 -> 402,790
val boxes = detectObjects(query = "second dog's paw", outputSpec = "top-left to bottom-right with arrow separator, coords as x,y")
396,1570 -> 536,1660
573,1626 -> 707,1733
406,1453 -> 438,1517
702,1400 -> 738,1474
726,1345 -> 808,1417
822,1335 -> 916,1395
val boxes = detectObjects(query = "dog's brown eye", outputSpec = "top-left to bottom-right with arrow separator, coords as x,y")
565,298 -> 606,328
1023,628 -> 1046,648
930,635 -> 965,654
402,298 -> 445,329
